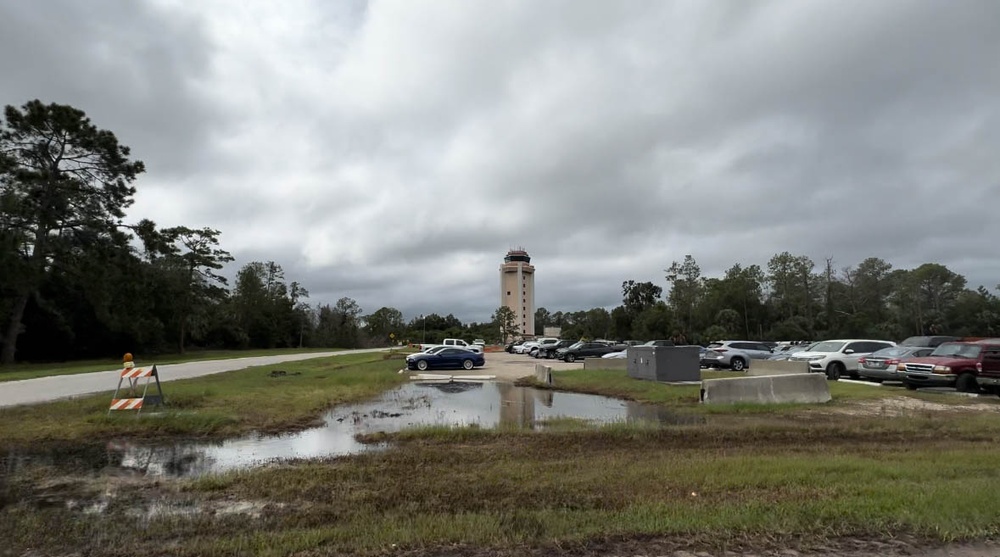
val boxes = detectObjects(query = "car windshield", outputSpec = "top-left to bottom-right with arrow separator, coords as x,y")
808,341 -> 846,353
707,342 -> 724,349
930,343 -> 981,359
568,342 -> 584,349
899,336 -> 933,347
871,347 -> 910,358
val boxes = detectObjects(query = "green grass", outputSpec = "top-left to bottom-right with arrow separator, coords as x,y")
8,417 -> 1000,556
0,347 -> 352,382
0,351 -> 407,446
8,359 -> 1000,555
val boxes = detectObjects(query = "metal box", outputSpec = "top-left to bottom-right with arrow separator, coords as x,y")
626,346 -> 701,382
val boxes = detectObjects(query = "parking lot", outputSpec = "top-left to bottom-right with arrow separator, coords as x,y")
405,349 -> 584,381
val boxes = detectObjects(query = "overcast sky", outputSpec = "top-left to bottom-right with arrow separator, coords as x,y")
2,0 -> 998,323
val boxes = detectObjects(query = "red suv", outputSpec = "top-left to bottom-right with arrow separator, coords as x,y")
970,343 -> 1000,396
898,340 -> 1000,393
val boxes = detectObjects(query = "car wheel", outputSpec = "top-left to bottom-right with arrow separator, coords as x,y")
730,357 -> 746,372
462,359 -> 474,370
956,372 -> 978,393
416,360 -> 429,371
826,362 -> 843,381
566,354 -> 576,363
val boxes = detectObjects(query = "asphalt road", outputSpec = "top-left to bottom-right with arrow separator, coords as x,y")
0,349 -> 389,408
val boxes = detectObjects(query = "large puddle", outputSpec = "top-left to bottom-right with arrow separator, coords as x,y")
4,382 -> 701,478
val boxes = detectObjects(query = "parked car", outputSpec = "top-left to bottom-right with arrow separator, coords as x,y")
421,345 -> 472,355
789,339 -> 896,380
700,340 -> 774,371
530,338 -> 560,358
524,337 -> 559,357
965,341 -> 1000,395
857,346 -> 935,383
898,335 -> 961,348
537,339 -> 574,359
606,344 -> 707,361
767,343 -> 815,361
899,339 -> 1000,392
406,347 -> 485,371
513,341 -> 540,355
505,340 -> 524,353
641,340 -> 675,347
472,339 -> 486,346
555,341 -> 618,362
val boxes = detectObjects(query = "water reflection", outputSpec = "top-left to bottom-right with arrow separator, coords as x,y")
6,382 -> 701,478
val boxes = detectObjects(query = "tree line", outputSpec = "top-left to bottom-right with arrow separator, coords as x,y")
0,100 -> 512,364
532,254 -> 1000,344
4,100 -> 997,364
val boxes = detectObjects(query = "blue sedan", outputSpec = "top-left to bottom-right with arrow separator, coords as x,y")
407,348 -> 485,371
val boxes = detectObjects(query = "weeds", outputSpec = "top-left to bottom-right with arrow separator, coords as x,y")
0,352 -> 406,446
8,358 -> 1000,555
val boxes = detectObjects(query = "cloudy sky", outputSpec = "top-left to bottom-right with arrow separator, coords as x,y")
2,0 -> 998,323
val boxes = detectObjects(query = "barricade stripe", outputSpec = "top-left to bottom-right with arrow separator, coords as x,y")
120,367 -> 154,378
109,398 -> 144,410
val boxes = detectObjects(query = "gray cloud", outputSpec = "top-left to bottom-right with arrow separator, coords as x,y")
2,0 -> 998,324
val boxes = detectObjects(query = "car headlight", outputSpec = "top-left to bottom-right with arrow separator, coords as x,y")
808,355 -> 824,361
933,365 -> 952,374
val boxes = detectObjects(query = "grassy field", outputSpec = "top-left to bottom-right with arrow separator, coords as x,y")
6,362 -> 1000,556
0,351 -> 408,446
0,347 -> 345,382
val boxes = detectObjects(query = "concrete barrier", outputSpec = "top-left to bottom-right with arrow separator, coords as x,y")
701,373 -> 831,404
534,364 -> 553,385
584,358 -> 627,370
747,359 -> 811,376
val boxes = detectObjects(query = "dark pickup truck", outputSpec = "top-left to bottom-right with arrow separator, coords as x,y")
899,340 -> 1000,393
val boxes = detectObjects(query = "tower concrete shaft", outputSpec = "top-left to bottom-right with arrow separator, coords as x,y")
499,249 -> 535,337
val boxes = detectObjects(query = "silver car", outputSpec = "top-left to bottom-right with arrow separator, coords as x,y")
857,346 -> 934,382
701,340 -> 774,371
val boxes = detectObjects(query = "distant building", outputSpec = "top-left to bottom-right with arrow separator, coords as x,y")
499,248 -> 535,337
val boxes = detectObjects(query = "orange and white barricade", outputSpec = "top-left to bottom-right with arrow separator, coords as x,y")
108,364 -> 165,416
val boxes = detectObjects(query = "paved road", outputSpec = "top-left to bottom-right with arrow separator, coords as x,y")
0,349 -> 389,408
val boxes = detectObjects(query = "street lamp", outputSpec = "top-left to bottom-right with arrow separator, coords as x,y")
421,314 -> 426,343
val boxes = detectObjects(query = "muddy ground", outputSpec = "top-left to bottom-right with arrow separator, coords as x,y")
7,354 -> 1000,556
394,539 -> 1000,557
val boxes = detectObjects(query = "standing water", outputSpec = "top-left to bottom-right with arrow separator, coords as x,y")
5,382 -> 701,478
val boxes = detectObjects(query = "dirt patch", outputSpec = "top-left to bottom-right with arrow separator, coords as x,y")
827,396 -> 1000,417
364,536 -> 1000,557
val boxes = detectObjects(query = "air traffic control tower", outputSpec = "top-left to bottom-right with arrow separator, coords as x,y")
500,249 -> 535,337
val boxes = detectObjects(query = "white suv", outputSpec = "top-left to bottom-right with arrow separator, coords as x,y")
701,340 -> 775,371
789,339 -> 896,380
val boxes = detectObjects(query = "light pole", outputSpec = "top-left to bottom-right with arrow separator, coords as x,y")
421,314 -> 426,343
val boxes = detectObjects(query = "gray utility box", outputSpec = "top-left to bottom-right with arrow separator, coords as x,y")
627,345 -> 701,382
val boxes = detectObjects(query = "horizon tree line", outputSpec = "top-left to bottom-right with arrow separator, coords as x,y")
3,99 -> 997,364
